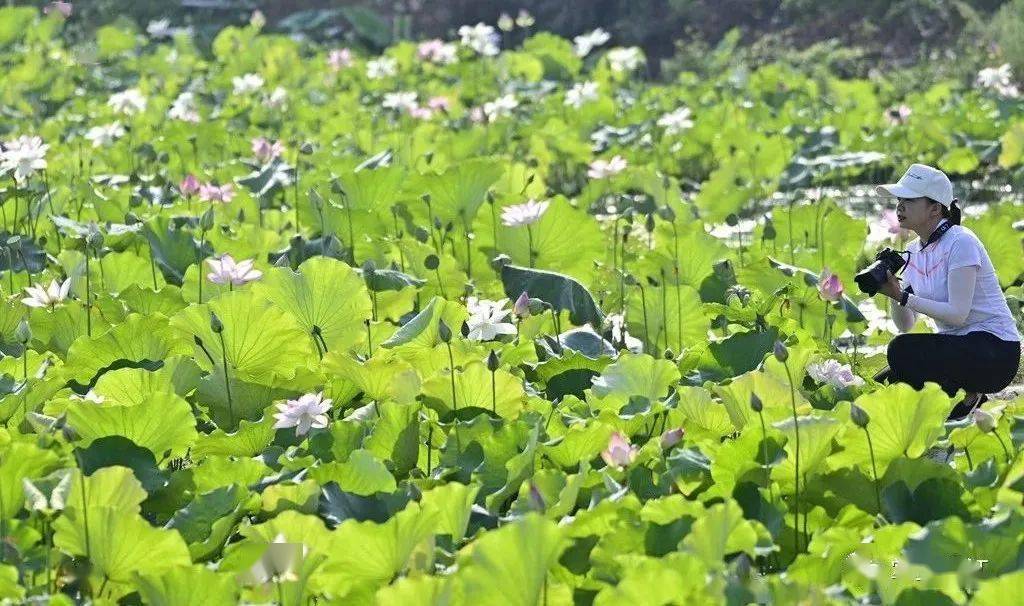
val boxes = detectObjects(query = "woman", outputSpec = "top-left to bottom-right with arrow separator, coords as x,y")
872,163 -> 1021,418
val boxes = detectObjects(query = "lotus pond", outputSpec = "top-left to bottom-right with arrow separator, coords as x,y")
3,7 -> 1024,605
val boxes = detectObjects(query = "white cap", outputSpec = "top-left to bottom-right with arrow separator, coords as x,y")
875,163 -> 954,207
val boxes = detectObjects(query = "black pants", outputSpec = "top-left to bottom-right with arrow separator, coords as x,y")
875,331 -> 1021,396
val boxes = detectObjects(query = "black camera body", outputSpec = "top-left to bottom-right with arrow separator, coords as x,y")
854,248 -> 907,295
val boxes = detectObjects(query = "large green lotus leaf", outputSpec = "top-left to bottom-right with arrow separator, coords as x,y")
310,449 -> 398,496
590,353 -> 680,405
971,206 -> 1024,287
544,422 -> 615,469
136,565 -> 239,606
170,291 -> 315,383
714,369 -> 812,431
167,485 -> 252,560
501,264 -> 604,327
255,256 -> 372,353
831,383 -> 949,475
363,402 -> 420,477
974,570 -> 1024,605
905,513 -> 1024,578
143,216 -> 209,286
593,553 -> 711,606
641,220 -> 729,288
62,314 -> 190,385
63,466 -> 147,515
771,415 -> 843,488
392,239 -> 471,302
53,505 -> 192,588
66,389 -> 197,460
626,283 -> 709,355
681,499 -> 766,568
27,302 -> 112,357
90,250 -> 167,293
118,284 -> 189,317
693,161 -> 754,222
421,360 -> 526,419
192,456 -> 271,494
91,366 -> 176,405
0,298 -> 24,354
998,121 -> 1024,168
674,386 -> 734,442
332,165 -> 406,217
379,296 -> 468,372
490,196 -> 604,282
376,575 -> 456,606
0,441 -> 60,519
196,367 -> 306,430
407,158 -> 503,222
453,513 -> 566,606
192,413 -> 278,459
322,353 -> 421,404
420,482 -> 480,544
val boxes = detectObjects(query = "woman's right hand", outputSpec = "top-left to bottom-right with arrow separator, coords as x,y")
879,270 -> 903,301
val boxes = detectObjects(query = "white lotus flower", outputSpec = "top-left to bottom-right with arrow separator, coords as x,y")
265,86 -> 288,110
976,64 -> 1019,97
168,91 -> 200,123
515,10 -> 535,28
587,155 -> 628,179
607,313 -> 643,353
146,19 -> 174,39
1,135 -> 48,183
366,57 -> 397,80
483,94 -> 518,120
382,91 -> 419,112
206,254 -> 262,286
458,23 -> 499,56
328,48 -> 353,71
273,392 -> 332,436
573,28 -> 610,57
501,199 -> 550,227
22,279 -> 71,309
657,106 -> 694,135
565,81 -> 599,108
107,89 -> 147,116
606,47 -> 644,73
806,359 -> 864,389
417,39 -> 458,65
465,297 -> 516,341
232,73 -> 265,95
84,122 -> 125,148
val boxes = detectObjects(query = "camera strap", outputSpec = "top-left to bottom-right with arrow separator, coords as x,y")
918,219 -> 952,252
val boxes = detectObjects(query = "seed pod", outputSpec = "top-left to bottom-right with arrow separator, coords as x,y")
527,297 -> 546,316
424,254 -> 439,270
437,319 -> 452,343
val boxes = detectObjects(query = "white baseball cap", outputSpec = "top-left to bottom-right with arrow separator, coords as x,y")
875,163 -> 954,207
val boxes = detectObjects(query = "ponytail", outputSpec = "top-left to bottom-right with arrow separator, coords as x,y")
944,198 -> 962,225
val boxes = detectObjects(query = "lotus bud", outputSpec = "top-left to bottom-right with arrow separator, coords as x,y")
773,340 -> 789,362
424,254 -> 439,270
850,404 -> 870,428
15,319 -> 31,344
973,408 -> 996,433
433,216 -> 443,232
725,213 -> 739,227
513,291 -> 530,318
664,348 -> 674,360
750,393 -> 763,413
86,225 -> 103,249
460,320 -> 470,338
486,191 -> 496,205
527,297 -> 546,316
200,207 -> 215,231
601,431 -> 638,469
437,319 -> 452,343
362,259 -> 376,283
763,218 -> 777,240
645,214 -> 656,233
657,205 -> 676,222
413,227 -> 430,243
528,482 -> 546,511
209,312 -> 224,334
660,427 -> 684,449
299,141 -> 315,155
486,349 -> 500,372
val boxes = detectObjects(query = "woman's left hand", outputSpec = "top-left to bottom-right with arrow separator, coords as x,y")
879,270 -> 903,300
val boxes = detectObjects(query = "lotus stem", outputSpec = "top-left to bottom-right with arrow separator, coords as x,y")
216,330 -> 234,428
84,246 -> 92,337
862,425 -> 883,516
757,408 -> 777,506
782,358 -> 801,553
526,224 -> 535,267
994,431 -> 1011,464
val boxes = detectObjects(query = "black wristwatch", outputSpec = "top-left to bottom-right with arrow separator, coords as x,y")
898,288 -> 911,307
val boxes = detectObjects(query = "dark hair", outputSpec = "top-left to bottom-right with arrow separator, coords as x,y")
929,197 -> 962,226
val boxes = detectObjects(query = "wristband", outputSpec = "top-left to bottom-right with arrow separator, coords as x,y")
898,290 -> 910,307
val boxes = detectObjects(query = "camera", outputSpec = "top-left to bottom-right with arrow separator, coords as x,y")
854,248 -> 907,295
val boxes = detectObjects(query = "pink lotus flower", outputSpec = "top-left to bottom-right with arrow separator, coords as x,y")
408,106 -> 433,120
179,174 -> 200,196
417,39 -> 457,65
885,104 -> 912,126
601,431 -> 638,469
427,96 -> 451,112
199,183 -> 235,204
251,137 -> 284,163
513,291 -> 530,318
818,268 -> 844,302
660,427 -> 685,449
882,209 -> 909,238
327,48 -> 353,71
207,254 -> 262,286
43,1 -> 72,18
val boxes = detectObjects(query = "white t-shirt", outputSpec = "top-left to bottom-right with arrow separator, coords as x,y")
904,223 -> 1021,342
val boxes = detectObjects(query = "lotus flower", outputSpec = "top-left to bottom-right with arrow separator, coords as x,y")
206,254 -> 262,286
565,81 -> 599,108
515,10 -> 535,28
660,427 -> 685,449
168,91 -> 200,123
179,174 -> 200,196
588,155 -> 628,179
1,135 -> 48,183
417,39 -> 458,65
43,2 -> 72,18
327,48 -> 353,71
574,28 -> 611,57
497,13 -> 514,32
22,279 -> 71,309
382,91 -> 418,112
465,297 -> 516,341
885,104 -> 912,126
458,23 -> 499,57
601,432 -> 638,469
657,107 -> 694,135
232,73 -> 265,95
198,183 -> 235,204
107,89 -> 147,116
818,268 -> 844,302
427,96 -> 451,112
806,359 -> 864,389
366,57 -> 397,80
501,199 -> 550,227
606,47 -> 644,73
84,122 -> 125,148
513,291 -> 530,318
273,392 -> 332,436
482,94 -> 518,120
251,137 -> 284,163
265,87 -> 288,110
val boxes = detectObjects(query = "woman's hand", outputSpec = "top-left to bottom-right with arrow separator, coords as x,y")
879,270 -> 903,300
